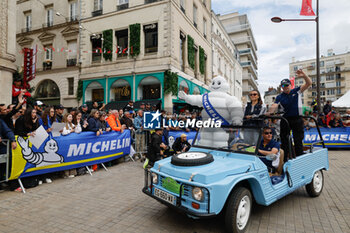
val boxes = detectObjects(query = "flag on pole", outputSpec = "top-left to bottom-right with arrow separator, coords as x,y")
300,0 -> 315,16
290,76 -> 295,89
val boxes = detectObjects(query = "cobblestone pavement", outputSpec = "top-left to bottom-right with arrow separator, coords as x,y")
0,150 -> 349,233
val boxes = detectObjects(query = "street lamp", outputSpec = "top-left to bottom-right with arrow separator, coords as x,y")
271,0 -> 320,112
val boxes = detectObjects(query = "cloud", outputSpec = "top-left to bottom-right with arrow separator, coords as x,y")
212,0 -> 350,97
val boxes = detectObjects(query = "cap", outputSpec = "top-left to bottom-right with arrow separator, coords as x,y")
281,79 -> 291,86
81,104 -> 88,108
129,100 -> 134,103
331,111 -> 336,114
146,103 -> 151,106
34,101 -> 44,106
319,113 -> 325,116
140,102 -> 145,105
129,110 -> 133,114
55,104 -> 64,110
70,107 -> 77,112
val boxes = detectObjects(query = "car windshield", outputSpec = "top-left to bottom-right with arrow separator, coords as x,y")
193,126 -> 261,154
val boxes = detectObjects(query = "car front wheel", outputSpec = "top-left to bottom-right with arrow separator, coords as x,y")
306,170 -> 324,197
225,187 -> 252,233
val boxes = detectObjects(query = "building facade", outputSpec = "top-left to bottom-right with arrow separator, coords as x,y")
16,0 -> 80,107
0,0 -> 17,105
78,0 -> 212,111
218,12 -> 258,103
211,12 -> 242,100
264,87 -> 280,109
289,50 -> 350,106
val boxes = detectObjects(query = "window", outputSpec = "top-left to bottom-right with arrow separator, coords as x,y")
45,46 -> 53,61
25,12 -> 31,32
144,23 -> 158,53
218,57 -> 221,71
203,18 -> 207,38
326,75 -> 334,81
180,31 -> 186,71
110,79 -> 131,101
180,0 -> 185,13
117,0 -> 129,11
70,1 -> 78,21
94,0 -> 103,11
193,5 -> 197,28
337,88 -> 341,95
36,80 -> 60,99
336,81 -> 341,87
293,66 -> 298,71
91,35 -> 102,62
46,7 -> 53,27
320,61 -> 324,67
68,78 -> 74,95
67,40 -> 77,66
92,0 -> 103,16
115,29 -> 128,58
138,76 -> 161,100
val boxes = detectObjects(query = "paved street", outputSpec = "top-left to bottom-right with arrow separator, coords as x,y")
0,150 -> 349,233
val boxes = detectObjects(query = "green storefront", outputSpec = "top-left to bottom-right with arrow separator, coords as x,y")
82,71 -> 208,111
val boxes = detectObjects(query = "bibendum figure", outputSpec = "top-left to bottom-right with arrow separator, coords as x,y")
178,76 -> 243,147
17,137 -> 64,167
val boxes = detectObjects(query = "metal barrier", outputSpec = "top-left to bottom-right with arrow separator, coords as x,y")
132,129 -> 150,160
0,139 -> 10,183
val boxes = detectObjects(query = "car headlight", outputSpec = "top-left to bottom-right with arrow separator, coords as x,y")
152,173 -> 158,184
192,187 -> 204,201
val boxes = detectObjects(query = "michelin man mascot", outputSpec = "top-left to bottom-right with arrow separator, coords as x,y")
178,76 -> 243,147
17,137 -> 64,167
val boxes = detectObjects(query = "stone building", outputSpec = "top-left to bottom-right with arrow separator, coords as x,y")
211,12 -> 242,100
289,49 -> 350,106
218,12 -> 258,103
0,0 -> 17,105
16,0 -> 80,107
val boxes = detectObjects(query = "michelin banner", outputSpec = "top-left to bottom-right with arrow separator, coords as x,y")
304,127 -> 350,148
9,131 -> 131,180
164,131 -> 198,149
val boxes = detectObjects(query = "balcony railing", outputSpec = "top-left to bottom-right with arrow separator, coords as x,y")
42,21 -> 53,28
43,61 -> 52,71
92,9 -> 103,17
21,27 -> 31,33
239,48 -> 257,68
145,0 -> 161,3
66,16 -> 78,22
117,3 -> 129,11
67,58 -> 77,67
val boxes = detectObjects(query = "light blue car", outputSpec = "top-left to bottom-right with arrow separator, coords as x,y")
143,117 -> 328,233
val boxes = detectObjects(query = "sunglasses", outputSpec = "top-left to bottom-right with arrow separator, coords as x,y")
264,132 -> 273,135
282,84 -> 290,87
250,93 -> 258,96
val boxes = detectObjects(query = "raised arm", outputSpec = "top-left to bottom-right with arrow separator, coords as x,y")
297,69 -> 312,93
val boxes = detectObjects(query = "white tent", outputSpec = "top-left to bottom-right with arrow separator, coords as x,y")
333,90 -> 350,108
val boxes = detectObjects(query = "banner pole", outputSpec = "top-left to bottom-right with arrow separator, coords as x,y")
101,163 -> 109,171
85,166 -> 93,176
18,179 -> 26,194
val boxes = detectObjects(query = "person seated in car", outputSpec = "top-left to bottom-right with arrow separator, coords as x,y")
258,127 -> 281,174
172,134 -> 191,154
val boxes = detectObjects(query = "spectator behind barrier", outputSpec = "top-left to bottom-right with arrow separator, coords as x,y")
106,110 -> 126,133
329,113 -> 344,128
15,108 -> 39,137
317,113 -> 327,128
39,107 -> 57,134
62,113 -> 76,136
0,118 -> 17,154
87,109 -> 103,136
73,111 -> 87,133
99,111 -> 111,132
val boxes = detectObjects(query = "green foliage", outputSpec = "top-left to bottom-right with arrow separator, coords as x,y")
187,35 -> 195,69
102,29 -> 113,61
76,80 -> 83,101
199,46 -> 205,75
129,23 -> 141,57
164,70 -> 178,96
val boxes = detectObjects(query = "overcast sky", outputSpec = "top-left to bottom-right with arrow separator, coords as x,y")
212,0 -> 350,96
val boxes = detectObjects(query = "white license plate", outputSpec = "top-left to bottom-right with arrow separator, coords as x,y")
154,188 -> 176,205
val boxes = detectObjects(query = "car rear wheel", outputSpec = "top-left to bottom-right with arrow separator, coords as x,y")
225,187 -> 252,233
306,170 -> 324,197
